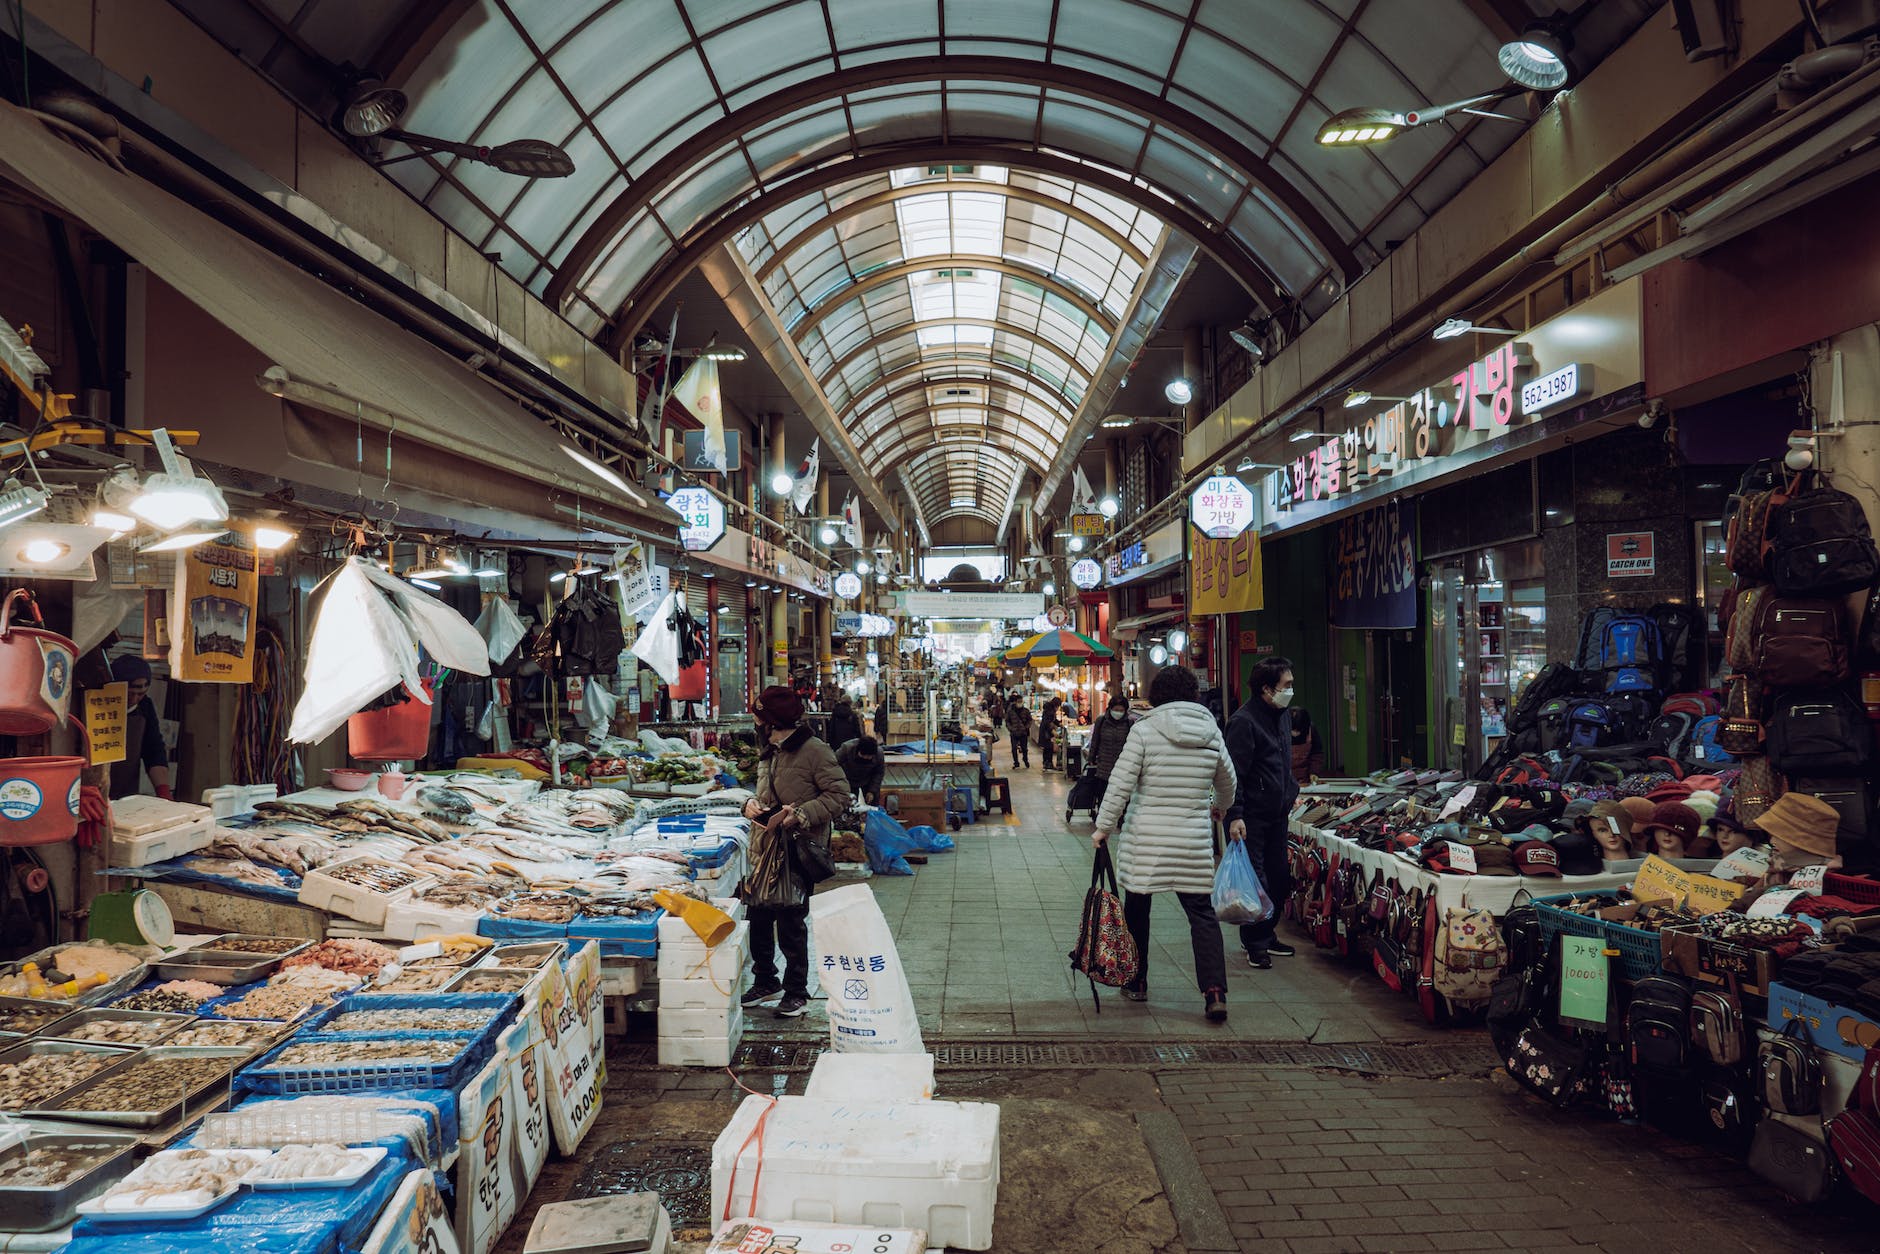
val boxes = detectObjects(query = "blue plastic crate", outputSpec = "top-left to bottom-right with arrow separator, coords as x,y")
1533,893 -> 1664,982
237,992 -> 520,1095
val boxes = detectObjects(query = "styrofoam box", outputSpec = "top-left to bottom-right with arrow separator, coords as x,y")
655,899 -> 744,946
703,1219 -> 925,1254
804,1052 -> 935,1104
598,958 -> 644,997
656,921 -> 749,983
381,896 -> 483,943
296,856 -> 432,927
711,1096 -> 1000,1251
660,977 -> 737,1012
659,1004 -> 737,1040
201,784 -> 278,819
108,813 -> 215,867
658,1009 -> 743,1067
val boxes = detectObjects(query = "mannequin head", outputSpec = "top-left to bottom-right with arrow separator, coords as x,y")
1582,802 -> 1633,861
1638,802 -> 1701,861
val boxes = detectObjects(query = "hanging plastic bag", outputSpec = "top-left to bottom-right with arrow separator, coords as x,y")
808,883 -> 925,1054
629,592 -> 681,684
288,560 -> 417,744
581,677 -> 618,728
1213,838 -> 1275,925
476,595 -> 527,664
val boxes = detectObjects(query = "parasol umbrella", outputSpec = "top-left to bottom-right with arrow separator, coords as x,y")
1002,628 -> 1114,668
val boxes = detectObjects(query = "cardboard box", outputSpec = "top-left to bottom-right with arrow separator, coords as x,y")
1768,981 -> 1880,1061
883,789 -> 946,829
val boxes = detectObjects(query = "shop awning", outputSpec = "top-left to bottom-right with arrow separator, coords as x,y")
1111,608 -> 1186,639
0,102 -> 679,541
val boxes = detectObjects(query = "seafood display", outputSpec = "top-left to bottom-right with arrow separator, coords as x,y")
85,1149 -> 265,1211
280,938 -> 398,978
0,1139 -> 124,1188
488,944 -> 560,969
405,935 -> 489,968
58,1016 -> 185,1045
404,876 -> 514,912
111,989 -> 204,1015
211,966 -> 360,1020
454,970 -> 531,994
198,937 -> 304,956
165,1021 -> 281,1048
34,945 -> 145,983
57,1055 -> 240,1113
489,892 -> 579,923
0,1002 -> 69,1033
315,857 -> 425,893
372,967 -> 459,993
269,1038 -> 466,1067
321,1008 -> 495,1034
0,1050 -> 121,1109
244,1143 -> 377,1185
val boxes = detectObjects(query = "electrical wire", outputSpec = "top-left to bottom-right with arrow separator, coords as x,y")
231,623 -> 293,792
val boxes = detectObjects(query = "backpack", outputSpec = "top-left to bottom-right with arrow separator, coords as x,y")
1433,905 -> 1504,1010
1607,690 -> 1660,742
1509,662 -> 1581,731
1759,1016 -> 1823,1116
1750,596 -> 1849,688
1648,710 -> 1697,760
1689,989 -> 1747,1066
1566,701 -> 1618,749
1727,485 -> 1789,581
1628,974 -> 1693,1070
1660,692 -> 1720,720
1650,603 -> 1705,693
1536,698 -> 1574,751
1723,585 -> 1768,673
1686,715 -> 1738,766
1770,484 -> 1880,597
1767,687 -> 1873,777
1595,614 -> 1662,672
1574,606 -> 1619,674
1607,666 -> 1656,693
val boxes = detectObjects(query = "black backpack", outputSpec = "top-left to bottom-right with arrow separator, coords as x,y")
1628,974 -> 1694,1070
1770,484 -> 1880,597
1649,710 -> 1698,760
1536,698 -> 1575,751
1605,690 -> 1660,743
1566,700 -> 1618,749
1509,662 -> 1582,732
1649,602 -> 1704,694
1768,687 -> 1873,777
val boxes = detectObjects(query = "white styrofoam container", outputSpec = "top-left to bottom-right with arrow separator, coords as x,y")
598,958 -> 645,997
200,784 -> 279,819
658,1009 -> 742,1067
659,977 -> 737,1012
296,856 -> 431,927
703,1220 -> 925,1253
804,1052 -> 935,1104
111,795 -> 212,835
711,1096 -> 1000,1251
381,896 -> 484,942
108,813 -> 216,867
658,1004 -> 737,1039
656,922 -> 748,983
655,898 -> 746,946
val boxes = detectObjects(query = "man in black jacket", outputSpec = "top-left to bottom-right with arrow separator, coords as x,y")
1223,657 -> 1300,969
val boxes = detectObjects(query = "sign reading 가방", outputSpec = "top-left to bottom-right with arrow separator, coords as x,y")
1188,475 -> 1255,538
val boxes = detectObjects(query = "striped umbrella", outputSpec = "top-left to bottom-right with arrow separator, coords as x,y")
1001,628 -> 1115,668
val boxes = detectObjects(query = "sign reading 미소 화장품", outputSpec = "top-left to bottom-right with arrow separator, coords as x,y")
1188,475 -> 1255,539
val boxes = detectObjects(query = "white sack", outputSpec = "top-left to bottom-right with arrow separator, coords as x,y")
287,559 -> 415,744
355,559 -> 490,675
475,595 -> 527,664
808,883 -> 925,1054
629,592 -> 680,684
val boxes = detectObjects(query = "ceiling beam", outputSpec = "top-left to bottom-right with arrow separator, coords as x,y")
1459,0 -> 1531,43
831,356 -> 1093,420
603,142 -> 1291,349
365,0 -> 478,84
846,381 -> 1063,460
788,254 -> 1115,343
545,56 -> 1355,308
873,416 -> 1053,480
752,179 -> 1147,285
818,317 -> 1100,390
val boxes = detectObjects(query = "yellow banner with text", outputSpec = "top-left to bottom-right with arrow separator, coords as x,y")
1189,524 -> 1264,616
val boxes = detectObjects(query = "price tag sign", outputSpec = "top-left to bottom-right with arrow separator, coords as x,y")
1788,864 -> 1827,896
1749,888 -> 1805,918
85,683 -> 127,766
1445,842 -> 1478,873
1558,935 -> 1611,1027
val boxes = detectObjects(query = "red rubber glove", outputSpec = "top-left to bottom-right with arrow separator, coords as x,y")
155,785 -> 173,800
75,784 -> 109,850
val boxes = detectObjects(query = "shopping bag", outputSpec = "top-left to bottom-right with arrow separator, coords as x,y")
862,808 -> 919,875
809,883 -> 925,1053
1212,838 -> 1275,926
1069,845 -> 1139,1012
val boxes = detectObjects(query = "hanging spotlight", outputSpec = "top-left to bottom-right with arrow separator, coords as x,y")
1314,107 -> 1406,147
0,479 -> 49,528
819,524 -> 838,545
856,559 -> 872,575
1433,318 -> 1521,341
1168,629 -> 1189,654
1149,644 -> 1169,665
769,471 -> 793,496
1228,323 -> 1266,360
1289,427 -> 1340,444
252,524 -> 297,552
1098,496 -> 1119,519
139,529 -> 223,554
1068,536 -> 1085,553
92,509 -> 135,539
1499,22 -> 1576,90
1164,378 -> 1195,406
875,573 -> 888,585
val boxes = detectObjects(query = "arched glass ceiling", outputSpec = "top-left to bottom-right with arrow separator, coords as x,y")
387,0 -> 1528,337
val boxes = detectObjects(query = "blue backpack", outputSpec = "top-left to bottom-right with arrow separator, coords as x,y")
1567,701 -> 1618,749
1686,715 -> 1739,766
1608,667 -> 1656,693
1599,615 -> 1663,671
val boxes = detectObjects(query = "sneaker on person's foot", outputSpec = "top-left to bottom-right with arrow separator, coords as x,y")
1247,949 -> 1273,970
1205,989 -> 1228,1023
741,983 -> 782,1007
1266,942 -> 1297,958
775,994 -> 809,1018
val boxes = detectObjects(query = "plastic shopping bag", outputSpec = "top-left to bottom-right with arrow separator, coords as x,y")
808,883 -> 925,1053
862,808 -> 918,875
1212,838 -> 1275,926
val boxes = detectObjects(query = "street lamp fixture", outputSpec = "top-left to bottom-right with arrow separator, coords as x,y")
1500,22 -> 1578,90
1098,496 -> 1119,518
1342,389 -> 1416,410
769,470 -> 793,496
1164,378 -> 1195,406
1433,318 -> 1521,341
1288,428 -> 1340,444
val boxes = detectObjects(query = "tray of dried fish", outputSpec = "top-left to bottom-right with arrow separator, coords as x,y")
488,891 -> 579,924
35,1046 -> 251,1128
163,1019 -> 288,1050
452,968 -> 535,994
195,934 -> 313,958
75,1147 -> 271,1222
38,1008 -> 194,1047
151,949 -> 290,988
296,857 -> 433,927
371,966 -> 461,993
0,996 -> 79,1035
483,942 -> 565,969
0,1131 -> 141,1231
242,1142 -> 388,1191
0,1039 -> 140,1111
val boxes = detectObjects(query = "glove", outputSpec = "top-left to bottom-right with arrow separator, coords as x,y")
75,784 -> 109,850
155,785 -> 173,800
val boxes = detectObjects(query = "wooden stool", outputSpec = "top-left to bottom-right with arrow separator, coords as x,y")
982,776 -> 1013,815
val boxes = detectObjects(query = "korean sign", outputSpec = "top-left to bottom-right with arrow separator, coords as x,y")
667,487 -> 726,552
1330,500 -> 1417,630
1189,524 -> 1264,616
1069,513 -> 1107,537
85,683 -> 127,766
1189,475 -> 1256,538
834,572 -> 863,599
1070,558 -> 1103,589
170,528 -> 259,683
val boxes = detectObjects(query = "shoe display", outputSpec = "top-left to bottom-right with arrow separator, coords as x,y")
1247,950 -> 1273,970
775,994 -> 809,1018
1205,990 -> 1228,1023
1266,942 -> 1297,957
741,983 -> 782,1006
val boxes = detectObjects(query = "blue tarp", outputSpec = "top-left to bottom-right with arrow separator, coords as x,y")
103,855 -> 302,902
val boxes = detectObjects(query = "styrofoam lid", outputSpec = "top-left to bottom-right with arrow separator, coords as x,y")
804,1052 -> 935,1103
522,1193 -> 669,1254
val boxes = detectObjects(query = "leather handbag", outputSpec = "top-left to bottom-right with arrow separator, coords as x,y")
1505,1019 -> 1588,1106
1069,845 -> 1139,1012
1749,1112 -> 1836,1203
789,830 -> 837,886
1758,1015 -> 1823,1116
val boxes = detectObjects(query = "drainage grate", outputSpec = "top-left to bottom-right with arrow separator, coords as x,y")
608,1036 -> 1497,1079
565,1138 -> 714,1228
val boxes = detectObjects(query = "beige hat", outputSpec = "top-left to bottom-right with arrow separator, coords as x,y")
1750,793 -> 1840,861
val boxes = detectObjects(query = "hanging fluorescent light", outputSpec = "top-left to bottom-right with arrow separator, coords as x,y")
549,569 -> 570,584
122,431 -> 229,531
1100,415 -> 1134,429
559,445 -> 642,502
408,576 -> 442,590
1164,378 -> 1194,405
252,524 -> 297,551
1315,107 -> 1406,147
0,479 -> 49,528
139,529 -> 223,553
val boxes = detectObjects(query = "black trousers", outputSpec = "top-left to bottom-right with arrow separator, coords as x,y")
1010,733 -> 1029,766
1123,890 -> 1227,994
748,902 -> 810,997
1041,734 -> 1056,771
1239,821 -> 1294,952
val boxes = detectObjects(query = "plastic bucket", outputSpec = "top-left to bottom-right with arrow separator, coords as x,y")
347,679 -> 434,761
0,756 -> 85,846
0,591 -> 76,736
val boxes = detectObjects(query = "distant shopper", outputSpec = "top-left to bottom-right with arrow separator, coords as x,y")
109,656 -> 172,800
1003,693 -> 1033,768
1289,707 -> 1326,785
836,736 -> 884,806
1086,692 -> 1135,792
873,689 -> 889,742
1225,657 -> 1299,969
741,686 -> 850,1019
1092,665 -> 1236,1024
985,689 -> 1005,732
1040,694 -> 1063,770
826,695 -> 862,749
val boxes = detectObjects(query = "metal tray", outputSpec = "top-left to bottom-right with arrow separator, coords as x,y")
0,1038 -> 142,1112
0,996 -> 87,1036
1,943 -> 157,1007
150,950 -> 285,987
191,934 -> 313,961
38,1008 -> 196,1047
483,941 -> 564,969
0,1132 -> 141,1231
31,1045 -> 251,1128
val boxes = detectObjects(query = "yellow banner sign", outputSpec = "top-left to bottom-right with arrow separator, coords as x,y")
1070,513 -> 1106,537
1633,853 -> 1745,915
1189,524 -> 1264,616
85,683 -> 127,765
170,529 -> 259,684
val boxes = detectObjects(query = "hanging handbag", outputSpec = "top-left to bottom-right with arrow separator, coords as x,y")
1758,1014 -> 1823,1116
1749,1112 -> 1836,1203
1505,1019 -> 1588,1106
789,829 -> 838,886
1069,845 -> 1139,1012
0,590 -> 76,736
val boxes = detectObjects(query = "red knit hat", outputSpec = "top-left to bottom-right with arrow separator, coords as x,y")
1638,801 -> 1702,850
753,685 -> 805,728
1645,779 -> 1695,804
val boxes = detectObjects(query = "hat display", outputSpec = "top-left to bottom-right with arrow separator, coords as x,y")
1562,798 -> 1597,825
1645,779 -> 1695,804
1618,797 -> 1658,829
1511,823 -> 1556,844
1750,793 -> 1840,861
1584,800 -> 1632,842
1472,843 -> 1518,876
1683,774 -> 1726,794
1550,829 -> 1604,876
1638,801 -> 1702,849
1514,840 -> 1563,877
1683,789 -> 1721,823
1708,802 -> 1747,833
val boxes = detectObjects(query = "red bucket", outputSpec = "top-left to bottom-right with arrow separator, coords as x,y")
0,591 -> 76,736
347,679 -> 434,762
0,756 -> 84,846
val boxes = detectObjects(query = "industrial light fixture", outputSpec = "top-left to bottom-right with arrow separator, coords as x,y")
1042,581 -> 1056,596
1228,322 -> 1266,360
1099,415 -> 1134,429
0,478 -> 49,528
1149,644 -> 1169,665
819,524 -> 839,545
1433,318 -> 1521,341
18,538 -> 66,565
139,529 -> 223,554
1288,427 -> 1340,444
699,346 -> 747,362
408,576 -> 443,591
1164,378 -> 1194,406
1342,389 -> 1416,409
769,470 -> 793,496
1317,89 -> 1523,148
1499,21 -> 1577,90
338,79 -> 576,178
856,559 -> 872,575
744,577 -> 758,587
1236,455 -> 1283,472
876,573 -> 888,585
1168,628 -> 1189,654
91,509 -> 135,539
1098,496 -> 1119,518
109,431 -> 229,532
252,524 -> 297,552
561,445 -> 637,497
337,80 -> 407,137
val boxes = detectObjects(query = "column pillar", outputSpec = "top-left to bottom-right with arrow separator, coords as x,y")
1815,325 -> 1880,535
1183,324 -> 1204,430
817,477 -> 834,691
769,414 -> 789,686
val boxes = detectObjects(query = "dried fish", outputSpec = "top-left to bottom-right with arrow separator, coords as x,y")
455,970 -> 530,993
59,1056 -> 238,1112
322,1008 -> 494,1033
199,937 -> 304,956
0,1052 -> 118,1108
315,858 -> 423,893
270,1038 -> 465,1067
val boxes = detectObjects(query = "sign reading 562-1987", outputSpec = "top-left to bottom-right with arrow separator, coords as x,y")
667,487 -> 725,552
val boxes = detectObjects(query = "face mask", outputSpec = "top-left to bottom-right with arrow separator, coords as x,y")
1271,687 -> 1295,709
1109,709 -> 1125,721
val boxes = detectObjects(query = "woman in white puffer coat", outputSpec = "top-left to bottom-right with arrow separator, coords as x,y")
1092,665 -> 1237,1023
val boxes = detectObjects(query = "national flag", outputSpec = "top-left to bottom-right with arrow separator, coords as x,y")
639,306 -> 681,446
670,355 -> 726,469
1071,465 -> 1097,511
842,495 -> 862,546
790,438 -> 819,514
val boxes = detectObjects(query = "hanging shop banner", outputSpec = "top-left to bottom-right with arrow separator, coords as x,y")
538,942 -> 605,1154
1330,499 -> 1418,630
1070,558 -> 1103,589
668,487 -> 727,552
361,1169 -> 460,1254
170,528 -> 259,683
1607,531 -> 1655,577
613,543 -> 659,614
1069,513 -> 1107,537
85,682 -> 127,766
897,591 -> 1044,619
834,572 -> 863,599
1189,524 -> 1264,616
1189,475 -> 1256,538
